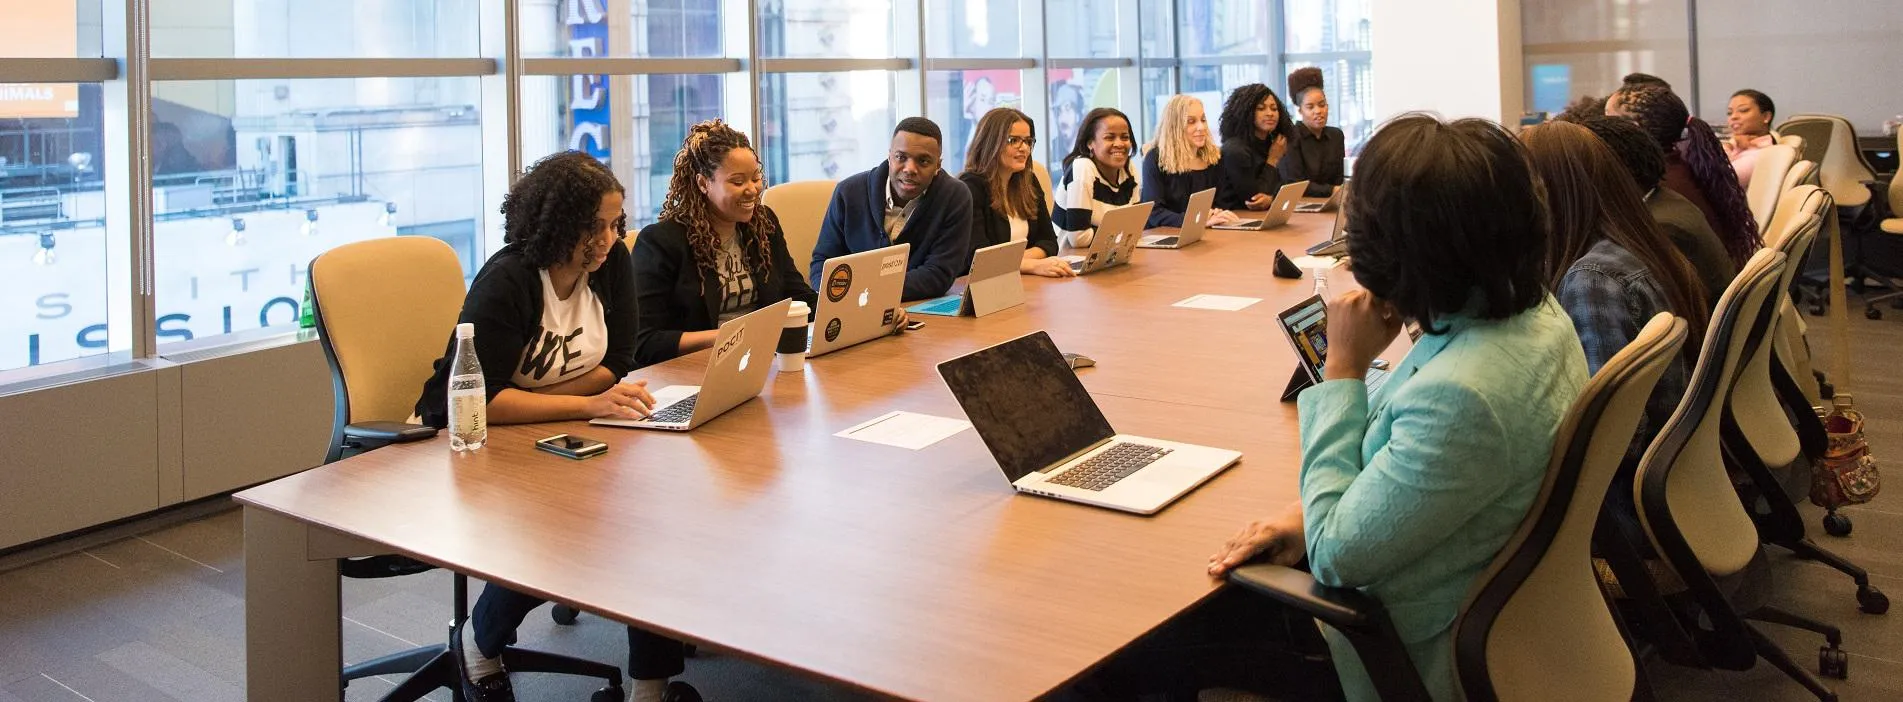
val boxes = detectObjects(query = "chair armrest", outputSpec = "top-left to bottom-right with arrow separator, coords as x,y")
1228,563 -> 1383,630
344,421 -> 438,444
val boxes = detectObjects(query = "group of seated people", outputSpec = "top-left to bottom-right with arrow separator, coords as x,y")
405,69 -> 1769,702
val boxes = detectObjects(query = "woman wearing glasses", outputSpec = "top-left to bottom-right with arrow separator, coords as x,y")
960,107 -> 1075,278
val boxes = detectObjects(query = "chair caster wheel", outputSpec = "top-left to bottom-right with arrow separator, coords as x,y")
1866,307 -> 1882,320
1820,646 -> 1849,679
1858,585 -> 1889,614
552,604 -> 579,625
592,685 -> 624,702
1824,512 -> 1853,537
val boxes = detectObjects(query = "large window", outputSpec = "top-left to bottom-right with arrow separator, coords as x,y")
1283,0 -> 1374,150
926,0 -> 1023,59
761,0 -> 895,58
150,0 -> 480,59
524,73 -> 728,229
764,71 -> 897,183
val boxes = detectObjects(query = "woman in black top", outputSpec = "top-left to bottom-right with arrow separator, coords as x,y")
959,107 -> 1073,278
414,152 -> 699,702
1279,67 -> 1347,198
632,120 -> 818,368
1216,83 -> 1295,211
1141,94 -> 1242,229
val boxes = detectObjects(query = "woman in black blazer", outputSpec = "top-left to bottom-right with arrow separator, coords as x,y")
958,107 -> 1073,278
632,121 -> 817,369
1280,67 -> 1347,198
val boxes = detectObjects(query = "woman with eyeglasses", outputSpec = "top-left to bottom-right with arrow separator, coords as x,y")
1279,67 -> 1347,198
1141,95 -> 1242,229
960,107 -> 1075,278
1054,107 -> 1142,248
630,119 -> 818,368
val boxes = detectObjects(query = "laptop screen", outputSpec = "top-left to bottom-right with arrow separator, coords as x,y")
937,331 -> 1116,482
1277,295 -> 1330,381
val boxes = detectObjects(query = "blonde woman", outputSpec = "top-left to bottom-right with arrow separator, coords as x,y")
1140,95 -> 1240,229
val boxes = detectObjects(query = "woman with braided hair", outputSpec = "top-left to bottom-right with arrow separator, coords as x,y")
1607,83 -> 1762,267
631,120 -> 818,368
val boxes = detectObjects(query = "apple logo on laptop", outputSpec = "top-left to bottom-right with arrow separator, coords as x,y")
1193,211 -> 1204,225
737,350 -> 750,372
858,289 -> 870,307
1282,200 -> 1293,211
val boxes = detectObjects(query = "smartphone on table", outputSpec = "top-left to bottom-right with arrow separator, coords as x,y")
535,434 -> 608,460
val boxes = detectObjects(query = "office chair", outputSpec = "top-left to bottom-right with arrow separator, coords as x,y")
1746,144 -> 1799,234
1768,187 -> 1831,414
1777,133 -> 1807,154
1777,115 -> 1878,210
761,180 -> 838,272
1784,160 -> 1819,193
310,236 -> 625,702
1229,314 -> 1688,701
1866,137 -> 1903,312
1031,161 -> 1056,216
1634,250 -> 1848,702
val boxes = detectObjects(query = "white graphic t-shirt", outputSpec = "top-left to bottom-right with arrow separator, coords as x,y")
511,269 -> 608,389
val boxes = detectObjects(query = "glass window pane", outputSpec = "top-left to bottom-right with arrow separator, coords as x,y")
1045,0 -> 1119,59
928,69 -> 1027,173
1520,0 -> 1691,114
1179,0 -> 1268,57
1141,67 -> 1175,138
1,0 -> 100,57
1284,59 -> 1374,150
1282,0 -> 1372,53
759,71 -> 897,183
926,0 -> 1022,58
149,78 -> 484,350
2,82 -> 106,371
1140,0 -> 1176,62
518,0 -> 723,59
1181,63 -> 1265,120
522,74 -> 728,230
151,0 -> 479,58
761,0 -> 895,58
1045,68 -> 1123,165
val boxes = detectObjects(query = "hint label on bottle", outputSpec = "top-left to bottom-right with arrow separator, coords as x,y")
451,392 -> 486,436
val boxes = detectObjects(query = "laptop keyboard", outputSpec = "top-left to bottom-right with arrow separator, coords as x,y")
1048,442 -> 1173,491
1366,367 -> 1391,395
1141,235 -> 1179,247
644,395 -> 698,424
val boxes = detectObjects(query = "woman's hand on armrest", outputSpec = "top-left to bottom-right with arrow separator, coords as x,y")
1208,500 -> 1307,577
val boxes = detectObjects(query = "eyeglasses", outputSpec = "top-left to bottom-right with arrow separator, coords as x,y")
1004,135 -> 1037,148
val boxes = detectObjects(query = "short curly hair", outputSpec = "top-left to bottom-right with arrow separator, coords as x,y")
1217,83 -> 1295,146
500,151 -> 625,269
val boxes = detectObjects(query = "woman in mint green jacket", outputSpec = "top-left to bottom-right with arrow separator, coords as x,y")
1209,115 -> 1589,701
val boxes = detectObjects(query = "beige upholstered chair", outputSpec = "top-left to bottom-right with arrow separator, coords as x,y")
1229,316 -> 1686,701
1746,144 -> 1799,233
1731,195 -> 1825,483
1031,160 -> 1056,216
761,179 -> 838,273
1885,130 -> 1903,236
1776,133 -> 1806,154
1768,186 -> 1831,409
1782,160 -> 1819,192
1777,115 -> 1877,209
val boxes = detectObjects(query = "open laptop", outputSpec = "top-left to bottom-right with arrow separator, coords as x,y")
1138,188 -> 1213,249
591,298 -> 792,431
1306,189 -> 1351,257
809,243 -> 910,357
907,240 -> 1026,317
1210,180 -> 1309,230
937,330 -> 1242,514
1274,294 -> 1392,402
1063,201 -> 1153,275
1294,183 -> 1346,213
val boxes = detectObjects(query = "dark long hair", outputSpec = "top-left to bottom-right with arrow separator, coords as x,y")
1217,83 -> 1294,148
1345,115 -> 1550,333
1061,107 -> 1135,175
1618,84 -> 1761,266
500,151 -> 626,269
1523,120 -> 1709,348
963,107 -> 1041,219
657,120 -> 776,278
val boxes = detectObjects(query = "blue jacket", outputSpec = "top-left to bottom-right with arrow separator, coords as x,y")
1297,295 -> 1587,701
809,161 -> 973,301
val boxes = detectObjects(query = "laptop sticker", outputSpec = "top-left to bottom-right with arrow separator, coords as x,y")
711,322 -> 746,366
824,318 -> 842,342
882,308 -> 896,326
826,264 -> 852,302
879,252 -> 907,276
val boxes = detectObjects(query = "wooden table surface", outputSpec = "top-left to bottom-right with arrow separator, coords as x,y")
237,211 -> 1376,701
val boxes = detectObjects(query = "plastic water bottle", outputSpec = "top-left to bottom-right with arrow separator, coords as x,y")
447,322 -> 487,452
1313,266 -> 1329,301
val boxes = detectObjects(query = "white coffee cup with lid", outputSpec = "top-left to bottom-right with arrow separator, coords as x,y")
778,300 -> 811,372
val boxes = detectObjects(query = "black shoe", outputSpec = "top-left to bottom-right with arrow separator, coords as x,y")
448,620 -> 517,702
662,681 -> 702,702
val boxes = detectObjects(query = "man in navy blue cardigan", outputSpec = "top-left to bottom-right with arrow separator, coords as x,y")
809,117 -> 973,301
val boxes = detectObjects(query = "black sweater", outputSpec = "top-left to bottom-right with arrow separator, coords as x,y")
959,171 -> 1059,260
1140,148 -> 1223,229
1217,137 -> 1286,210
631,208 -> 819,369
414,240 -> 639,428
1279,125 -> 1346,197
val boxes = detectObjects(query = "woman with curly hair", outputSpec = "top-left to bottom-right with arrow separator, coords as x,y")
413,151 -> 701,702
1215,83 -> 1295,211
632,120 -> 818,368
1279,67 -> 1346,197
1607,83 -> 1762,267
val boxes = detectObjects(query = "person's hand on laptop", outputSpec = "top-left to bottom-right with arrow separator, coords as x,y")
1208,209 -> 1241,226
1021,256 -> 1077,278
1321,290 -> 1402,383
889,308 -> 911,335
1207,500 -> 1306,577
587,380 -> 655,419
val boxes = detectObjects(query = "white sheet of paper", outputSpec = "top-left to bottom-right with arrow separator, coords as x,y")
1171,294 -> 1262,312
836,411 -> 972,450
1291,255 -> 1344,270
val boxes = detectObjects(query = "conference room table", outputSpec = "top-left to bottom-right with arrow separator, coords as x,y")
237,206 -> 1395,701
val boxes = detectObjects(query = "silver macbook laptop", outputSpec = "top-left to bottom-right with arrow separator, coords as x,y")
1138,188 -> 1214,249
937,330 -> 1242,515
1063,201 -> 1153,275
1294,183 -> 1346,213
1306,186 -> 1352,257
1210,180 -> 1309,230
809,243 -> 910,357
906,240 -> 1026,317
591,298 -> 792,431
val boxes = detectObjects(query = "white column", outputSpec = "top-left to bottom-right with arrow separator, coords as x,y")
1369,0 -> 1523,124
